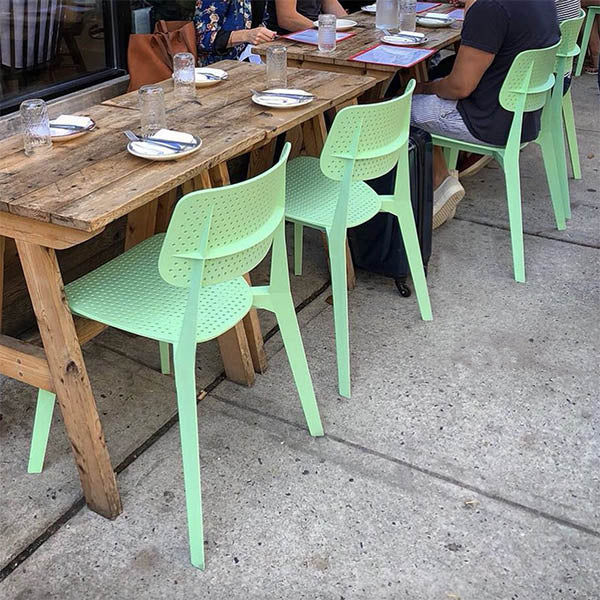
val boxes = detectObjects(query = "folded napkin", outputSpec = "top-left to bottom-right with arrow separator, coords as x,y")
395,30 -> 425,38
50,114 -> 93,136
424,11 -> 451,19
130,129 -> 196,157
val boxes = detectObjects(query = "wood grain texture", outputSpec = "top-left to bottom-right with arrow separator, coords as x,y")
0,62 -> 376,233
15,240 -> 121,519
0,334 -> 55,391
0,236 -> 4,333
217,320 -> 255,386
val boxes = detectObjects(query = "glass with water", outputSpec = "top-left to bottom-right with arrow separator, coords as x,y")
318,14 -> 337,52
138,85 -> 166,137
266,46 -> 288,88
173,52 -> 196,99
376,0 -> 398,30
20,99 -> 52,157
398,0 -> 417,31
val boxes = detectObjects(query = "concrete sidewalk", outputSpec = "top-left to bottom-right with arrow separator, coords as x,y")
0,76 -> 598,599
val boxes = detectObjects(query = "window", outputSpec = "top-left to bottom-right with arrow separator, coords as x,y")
0,0 -> 131,115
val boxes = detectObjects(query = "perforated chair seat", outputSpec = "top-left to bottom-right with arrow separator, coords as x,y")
285,157 -> 381,229
65,234 -> 253,344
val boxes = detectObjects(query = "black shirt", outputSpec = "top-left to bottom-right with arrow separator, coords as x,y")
458,0 -> 560,146
267,0 -> 323,33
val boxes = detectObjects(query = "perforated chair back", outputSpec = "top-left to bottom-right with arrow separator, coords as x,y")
320,79 -> 415,183
556,11 -> 586,75
159,143 -> 290,288
499,42 -> 560,114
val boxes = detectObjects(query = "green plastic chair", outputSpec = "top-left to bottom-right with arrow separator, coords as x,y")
285,80 -> 433,399
433,41 -> 561,283
574,5 -> 600,76
554,11 -> 586,215
27,142 -> 324,569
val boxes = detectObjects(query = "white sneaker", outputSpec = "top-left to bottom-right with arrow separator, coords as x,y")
433,174 -> 465,229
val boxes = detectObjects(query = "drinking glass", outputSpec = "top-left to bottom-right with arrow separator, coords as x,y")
376,0 -> 398,30
173,52 -> 196,100
138,85 -> 166,136
20,99 -> 52,157
398,0 -> 417,31
266,46 -> 288,89
318,14 -> 337,53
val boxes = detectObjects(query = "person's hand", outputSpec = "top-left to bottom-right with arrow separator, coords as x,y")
244,27 -> 277,45
448,0 -> 464,6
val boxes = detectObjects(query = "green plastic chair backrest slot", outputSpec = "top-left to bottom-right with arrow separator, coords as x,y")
499,41 -> 560,114
555,11 -> 586,73
320,79 -> 415,183
159,143 -> 291,288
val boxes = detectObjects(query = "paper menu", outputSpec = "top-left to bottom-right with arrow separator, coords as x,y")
446,8 -> 465,20
348,44 -> 436,68
281,29 -> 355,46
416,2 -> 442,13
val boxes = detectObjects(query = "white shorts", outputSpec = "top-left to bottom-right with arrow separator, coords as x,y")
411,95 -> 482,144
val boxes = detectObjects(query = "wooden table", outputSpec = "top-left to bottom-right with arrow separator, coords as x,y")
254,7 -> 462,98
0,60 -> 376,519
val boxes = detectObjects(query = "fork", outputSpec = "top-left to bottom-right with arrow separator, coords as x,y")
250,88 -> 315,101
124,130 -> 193,151
198,72 -> 227,81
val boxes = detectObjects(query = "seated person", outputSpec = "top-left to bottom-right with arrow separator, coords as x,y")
266,0 -> 347,34
581,0 -> 600,74
410,0 -> 560,228
194,0 -> 276,66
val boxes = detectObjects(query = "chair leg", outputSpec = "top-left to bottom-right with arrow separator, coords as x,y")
28,389 -> 56,473
173,349 -> 205,569
562,90 -> 581,182
159,341 -> 171,375
394,204 -> 433,321
273,296 -> 324,437
293,222 -> 303,276
328,235 -> 351,399
503,158 -> 526,283
539,131 -> 567,231
447,147 -> 459,171
575,13 -> 595,76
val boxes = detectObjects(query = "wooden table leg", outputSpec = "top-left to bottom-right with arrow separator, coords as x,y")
285,125 -> 304,159
0,236 -> 5,334
303,114 -> 357,291
243,273 -> 267,374
125,198 -> 159,251
204,164 -> 265,381
248,138 -> 278,178
155,189 -> 178,234
16,240 -> 121,519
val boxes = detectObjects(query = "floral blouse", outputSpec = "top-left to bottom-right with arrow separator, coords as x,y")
194,0 -> 266,66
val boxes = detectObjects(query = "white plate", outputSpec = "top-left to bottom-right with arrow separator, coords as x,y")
382,34 -> 429,46
50,118 -> 96,141
172,68 -> 228,88
127,135 -> 202,161
416,15 -> 455,27
361,4 -> 376,13
251,89 -> 314,109
313,18 -> 357,30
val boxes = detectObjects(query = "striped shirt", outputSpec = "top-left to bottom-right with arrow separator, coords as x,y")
555,0 -> 581,21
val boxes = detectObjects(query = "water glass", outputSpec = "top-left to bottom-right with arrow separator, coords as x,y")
398,0 -> 417,31
376,0 -> 398,30
266,46 -> 288,89
20,99 -> 52,157
318,14 -> 337,53
138,85 -> 166,137
173,52 -> 196,100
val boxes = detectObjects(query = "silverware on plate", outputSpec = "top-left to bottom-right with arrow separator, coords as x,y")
50,123 -> 90,131
124,130 -> 196,151
250,88 -> 315,101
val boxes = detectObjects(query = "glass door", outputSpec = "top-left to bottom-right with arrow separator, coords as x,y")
0,0 -> 131,115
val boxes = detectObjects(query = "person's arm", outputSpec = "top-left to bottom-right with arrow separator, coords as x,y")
275,0 -> 317,31
322,0 -> 348,17
415,44 -> 495,98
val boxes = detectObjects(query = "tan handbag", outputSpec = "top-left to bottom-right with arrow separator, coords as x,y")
127,20 -> 198,92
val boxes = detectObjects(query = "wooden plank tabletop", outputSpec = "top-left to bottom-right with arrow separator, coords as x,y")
0,61 -> 376,233
254,7 -> 462,72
